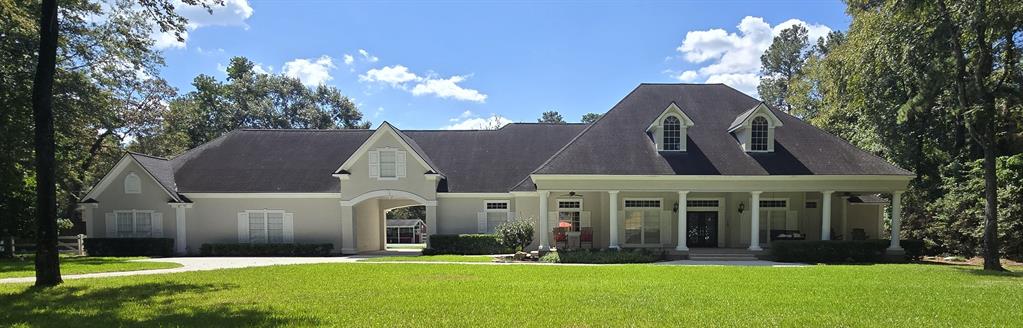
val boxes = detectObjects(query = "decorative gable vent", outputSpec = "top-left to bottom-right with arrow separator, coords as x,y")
727,103 -> 784,153
646,102 -> 695,151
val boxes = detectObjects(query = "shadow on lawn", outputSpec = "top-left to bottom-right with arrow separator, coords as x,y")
0,282 -> 319,327
949,266 -> 1023,278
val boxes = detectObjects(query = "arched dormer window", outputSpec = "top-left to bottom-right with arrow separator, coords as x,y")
124,172 -> 141,194
663,116 -> 681,151
750,116 -> 769,151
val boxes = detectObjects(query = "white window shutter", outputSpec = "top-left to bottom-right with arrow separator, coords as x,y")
105,212 -> 116,237
151,212 -> 163,237
368,150 -> 380,178
237,212 -> 249,243
580,211 -> 591,228
548,211 -> 558,232
477,212 -> 487,233
283,213 -> 295,243
661,211 -> 672,245
396,150 -> 406,177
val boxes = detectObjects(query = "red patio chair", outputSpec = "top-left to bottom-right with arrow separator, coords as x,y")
580,227 -> 593,249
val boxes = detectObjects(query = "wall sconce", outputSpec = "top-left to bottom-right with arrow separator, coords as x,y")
738,202 -> 745,214
672,202 -> 679,213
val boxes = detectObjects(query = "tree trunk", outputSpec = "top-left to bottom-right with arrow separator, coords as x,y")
32,0 -> 62,287
981,144 -> 1004,271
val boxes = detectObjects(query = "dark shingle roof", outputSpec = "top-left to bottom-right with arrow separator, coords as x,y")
165,123 -> 586,193
129,152 -> 181,202
534,83 -> 913,176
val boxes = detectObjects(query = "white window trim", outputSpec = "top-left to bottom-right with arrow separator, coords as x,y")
623,197 -> 664,208
246,209 -> 287,244
124,172 -> 141,194
661,115 -> 684,152
376,147 -> 400,180
557,198 -> 583,210
686,197 -> 723,210
685,197 -> 727,247
483,200 -> 510,212
114,209 -> 154,237
758,198 -> 790,210
748,115 -> 772,153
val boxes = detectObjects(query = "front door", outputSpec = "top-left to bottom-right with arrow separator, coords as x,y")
687,211 -> 718,247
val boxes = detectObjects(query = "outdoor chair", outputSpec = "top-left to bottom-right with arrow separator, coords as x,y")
580,227 -> 593,249
553,227 -> 568,250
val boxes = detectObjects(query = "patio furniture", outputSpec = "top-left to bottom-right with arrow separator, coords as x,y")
770,229 -> 806,241
851,228 -> 868,241
553,227 -> 568,250
580,227 -> 593,249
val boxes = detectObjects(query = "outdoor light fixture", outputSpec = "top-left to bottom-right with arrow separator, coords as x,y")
673,202 -> 679,213
738,202 -> 745,214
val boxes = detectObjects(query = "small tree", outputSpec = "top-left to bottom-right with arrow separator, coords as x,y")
495,219 -> 534,252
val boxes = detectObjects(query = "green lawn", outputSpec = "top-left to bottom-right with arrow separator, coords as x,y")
1,263 -> 1020,326
0,256 -> 181,279
360,255 -> 494,262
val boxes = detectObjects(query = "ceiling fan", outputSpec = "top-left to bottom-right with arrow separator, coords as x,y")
558,191 -> 582,198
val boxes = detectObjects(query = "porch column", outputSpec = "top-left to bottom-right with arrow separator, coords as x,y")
609,191 -> 620,249
889,191 -> 904,250
676,191 -> 689,251
749,191 -> 762,251
538,190 -> 550,251
340,203 -> 356,254
170,203 -> 191,255
425,204 -> 437,235
821,190 -> 834,240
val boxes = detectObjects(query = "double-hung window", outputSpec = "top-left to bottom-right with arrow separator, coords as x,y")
379,149 -> 397,178
483,201 -> 510,233
248,210 -> 285,244
115,210 -> 153,237
557,200 -> 582,232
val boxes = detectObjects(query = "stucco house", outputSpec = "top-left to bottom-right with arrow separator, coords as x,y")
77,83 -> 914,256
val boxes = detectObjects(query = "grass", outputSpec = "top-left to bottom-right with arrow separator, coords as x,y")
0,256 -> 180,279
360,255 -> 493,262
0,263 -> 1021,326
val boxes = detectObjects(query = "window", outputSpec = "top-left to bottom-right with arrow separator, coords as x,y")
751,116 -> 769,151
483,201 -> 510,233
485,201 -> 509,210
557,200 -> 582,232
624,199 -> 661,245
124,172 -> 141,194
115,210 -> 152,237
248,210 -> 285,244
662,116 -> 681,151
687,200 -> 720,208
805,201 -> 818,209
379,149 -> 397,178
760,200 -> 788,208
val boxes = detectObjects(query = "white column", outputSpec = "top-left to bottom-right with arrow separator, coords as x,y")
821,191 -> 834,241
538,190 -> 550,251
749,191 -> 762,251
340,203 -> 356,254
608,191 -> 620,249
889,191 -> 903,250
173,204 -> 189,255
425,204 -> 437,235
676,191 -> 689,251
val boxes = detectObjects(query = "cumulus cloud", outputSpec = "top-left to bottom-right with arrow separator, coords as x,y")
671,16 -> 831,96
358,49 -> 379,62
343,54 -> 355,65
282,55 -> 336,86
360,65 -> 487,103
153,0 -> 254,50
444,112 -> 512,130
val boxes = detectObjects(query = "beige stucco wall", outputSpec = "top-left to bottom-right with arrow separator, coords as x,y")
90,160 -> 176,239
184,197 -> 343,254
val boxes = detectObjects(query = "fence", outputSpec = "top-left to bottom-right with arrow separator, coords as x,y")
0,234 -> 86,256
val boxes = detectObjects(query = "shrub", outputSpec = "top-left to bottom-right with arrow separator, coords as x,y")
770,240 -> 889,263
423,234 -> 512,255
900,239 -> 925,261
84,238 -> 174,257
540,249 -> 664,264
494,219 -> 534,252
199,243 -> 333,256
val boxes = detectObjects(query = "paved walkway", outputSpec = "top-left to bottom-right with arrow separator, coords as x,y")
1,256 -> 802,284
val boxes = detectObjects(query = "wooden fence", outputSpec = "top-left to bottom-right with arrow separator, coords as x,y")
0,234 -> 86,256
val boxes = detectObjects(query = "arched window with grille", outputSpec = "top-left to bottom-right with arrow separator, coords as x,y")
750,116 -> 769,151
663,116 -> 681,151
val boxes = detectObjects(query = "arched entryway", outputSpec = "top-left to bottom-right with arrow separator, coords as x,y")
339,190 -> 436,254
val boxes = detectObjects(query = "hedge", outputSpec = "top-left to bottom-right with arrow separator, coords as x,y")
83,238 -> 175,257
422,234 -> 513,255
770,240 -> 889,263
541,249 -> 665,264
899,239 -> 925,261
200,243 -> 333,256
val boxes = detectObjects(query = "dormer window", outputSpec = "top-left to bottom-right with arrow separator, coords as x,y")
647,102 -> 695,152
663,116 -> 682,151
750,117 -> 769,151
728,102 -> 784,153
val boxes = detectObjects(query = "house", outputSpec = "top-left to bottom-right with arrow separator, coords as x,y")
385,219 -> 427,244
77,83 -> 914,256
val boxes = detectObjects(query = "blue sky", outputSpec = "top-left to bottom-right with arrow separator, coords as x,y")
157,0 -> 850,129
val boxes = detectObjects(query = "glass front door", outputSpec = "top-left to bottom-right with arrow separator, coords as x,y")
687,211 -> 718,247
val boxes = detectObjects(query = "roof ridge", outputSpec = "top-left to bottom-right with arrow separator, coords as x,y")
127,151 -> 169,161
239,128 -> 371,132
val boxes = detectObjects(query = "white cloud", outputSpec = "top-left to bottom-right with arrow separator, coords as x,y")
360,65 -> 488,103
343,54 -> 355,65
358,49 -> 379,62
152,0 -> 254,50
444,113 -> 512,130
282,55 -> 336,86
359,65 -> 420,86
671,16 -> 831,96
411,76 -> 488,103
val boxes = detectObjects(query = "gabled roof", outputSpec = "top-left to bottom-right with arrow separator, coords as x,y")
533,83 -> 913,176
728,102 -> 783,132
646,102 -> 695,131
334,122 -> 444,177
81,152 -> 182,203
